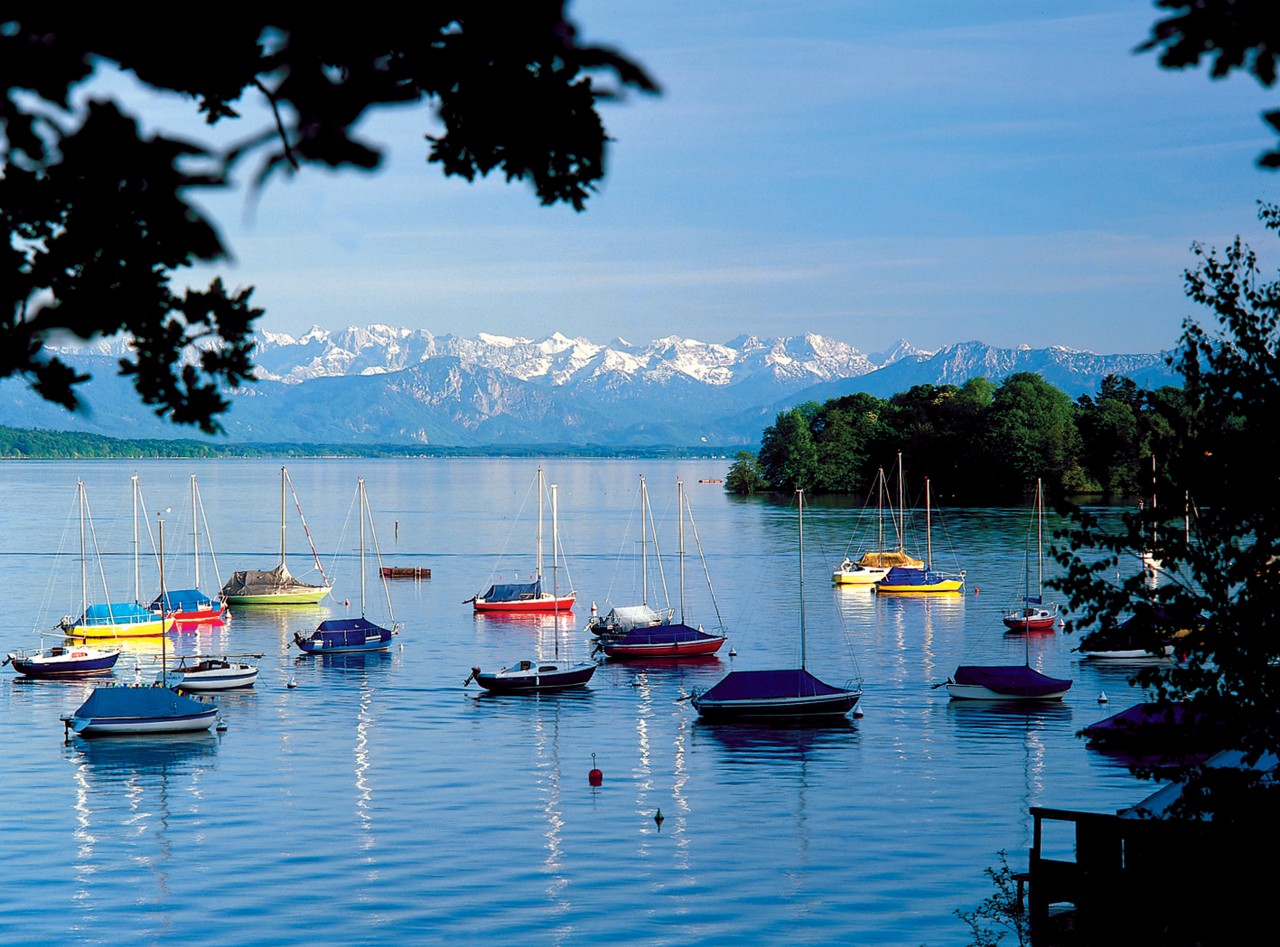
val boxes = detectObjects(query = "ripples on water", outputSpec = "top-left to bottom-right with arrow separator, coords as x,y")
1,459 -> 1156,944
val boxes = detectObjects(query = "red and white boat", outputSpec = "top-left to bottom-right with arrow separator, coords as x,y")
470,467 -> 575,613
1002,479 -> 1060,633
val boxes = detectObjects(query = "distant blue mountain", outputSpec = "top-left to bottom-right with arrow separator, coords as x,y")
4,328 -> 1175,446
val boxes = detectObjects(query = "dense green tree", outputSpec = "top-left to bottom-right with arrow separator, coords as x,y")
724,450 -> 767,495
1053,202 -> 1280,820
809,392 -> 890,492
757,408 -> 819,492
1,9 -> 656,432
983,372 -> 1085,495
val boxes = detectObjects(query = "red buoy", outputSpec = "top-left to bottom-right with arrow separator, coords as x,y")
588,752 -> 603,787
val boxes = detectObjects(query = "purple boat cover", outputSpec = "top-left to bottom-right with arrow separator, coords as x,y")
700,668 -> 849,701
953,665 -> 1072,697
613,623 -> 718,646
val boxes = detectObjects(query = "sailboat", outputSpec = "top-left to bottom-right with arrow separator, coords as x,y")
222,467 -> 332,606
1140,455 -> 1163,575
875,476 -> 965,593
465,481 -> 596,691
151,475 -> 228,622
597,478 -> 728,659
5,640 -> 120,678
62,517 -> 221,736
1002,478 -> 1060,632
294,478 -> 399,654
470,466 -> 576,613
945,592 -> 1072,701
61,479 -> 172,639
691,489 -> 861,721
833,457 -> 923,585
586,474 -> 672,635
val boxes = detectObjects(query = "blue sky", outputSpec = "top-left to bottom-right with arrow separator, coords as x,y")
179,2 -> 1278,355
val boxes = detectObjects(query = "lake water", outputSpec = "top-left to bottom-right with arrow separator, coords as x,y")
1,458 -> 1156,945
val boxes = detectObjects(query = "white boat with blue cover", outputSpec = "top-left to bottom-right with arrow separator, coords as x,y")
61,684 -> 220,736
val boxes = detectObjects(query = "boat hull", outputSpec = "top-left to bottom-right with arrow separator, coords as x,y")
471,662 -> 595,693
164,664 -> 259,690
946,665 -> 1073,701
1002,608 -> 1059,632
65,709 -> 220,735
66,617 -> 172,639
692,669 -> 861,722
832,567 -> 888,586
226,587 -> 330,606
1079,646 -> 1173,660
62,686 -> 219,736
945,682 -> 1071,701
692,690 -> 861,721
876,578 -> 964,593
473,594 -> 576,613
601,624 -> 727,659
603,636 -> 727,659
7,646 -> 121,678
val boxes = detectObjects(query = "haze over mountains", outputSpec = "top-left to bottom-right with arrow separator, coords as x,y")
6,326 -> 1176,447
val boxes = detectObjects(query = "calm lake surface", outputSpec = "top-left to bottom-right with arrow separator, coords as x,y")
1,458 -> 1157,945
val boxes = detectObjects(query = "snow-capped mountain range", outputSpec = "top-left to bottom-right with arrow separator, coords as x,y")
13,326 -> 1175,446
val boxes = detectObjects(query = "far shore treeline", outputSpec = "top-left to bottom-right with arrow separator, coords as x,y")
726,372 -> 1178,503
0,426 -> 724,461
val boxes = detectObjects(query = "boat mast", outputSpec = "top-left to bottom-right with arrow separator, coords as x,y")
551,480 -> 560,658
132,474 -> 140,603
798,488 -> 807,670
79,480 -> 88,620
192,474 -> 200,589
280,466 -> 288,568
897,451 -> 906,555
1036,478 -> 1044,602
359,477 -> 367,617
158,515 -> 167,678
925,477 -> 933,570
877,467 -> 885,557
640,474 -> 648,608
536,466 -> 544,583
678,478 -> 686,623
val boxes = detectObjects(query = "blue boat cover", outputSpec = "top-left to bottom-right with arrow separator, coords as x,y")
74,684 -> 213,719
612,623 -> 718,646
953,665 -> 1072,697
151,589 -> 218,612
481,578 -> 541,602
882,567 -> 951,587
700,668 -> 849,702
80,602 -> 160,625
311,616 -> 392,646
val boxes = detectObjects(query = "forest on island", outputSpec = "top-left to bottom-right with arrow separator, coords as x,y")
725,372 -> 1183,502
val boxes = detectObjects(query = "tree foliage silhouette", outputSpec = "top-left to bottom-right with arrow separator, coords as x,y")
1,8 -> 657,432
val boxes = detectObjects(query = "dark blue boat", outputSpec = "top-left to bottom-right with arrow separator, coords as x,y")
691,490 -> 861,722
295,616 -> 395,654
294,478 -> 400,654
691,668 -> 861,721
945,664 -> 1072,700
